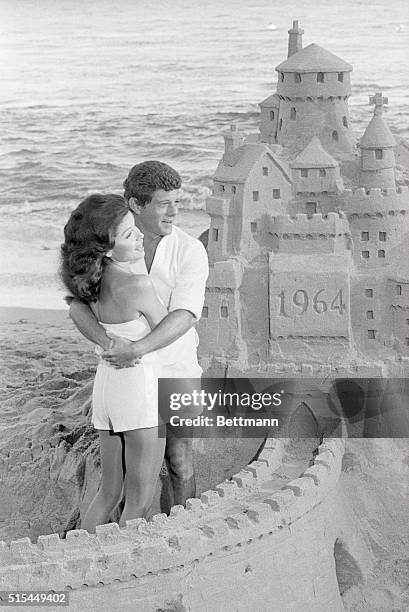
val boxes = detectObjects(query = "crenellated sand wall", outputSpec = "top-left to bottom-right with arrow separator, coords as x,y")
0,437 -> 362,612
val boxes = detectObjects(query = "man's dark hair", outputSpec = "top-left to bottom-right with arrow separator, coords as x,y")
123,160 -> 181,206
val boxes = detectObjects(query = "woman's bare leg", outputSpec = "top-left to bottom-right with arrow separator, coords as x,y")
81,430 -> 124,533
119,427 -> 165,526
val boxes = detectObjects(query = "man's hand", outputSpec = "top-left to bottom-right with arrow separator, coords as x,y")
101,336 -> 142,368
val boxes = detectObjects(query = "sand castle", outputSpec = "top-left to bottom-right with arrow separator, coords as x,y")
198,21 -> 409,377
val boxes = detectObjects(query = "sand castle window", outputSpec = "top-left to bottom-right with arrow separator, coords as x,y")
406,338 -> 409,346
270,110 -> 275,121
319,168 -> 326,177
290,108 -> 296,120
219,184 -> 225,192
368,330 -> 376,339
342,116 -> 348,128
294,73 -> 301,83
378,249 -> 385,258
231,185 -> 236,194
273,189 -> 281,199
262,167 -> 268,176
221,305 -> 228,318
362,250 -> 369,259
202,306 -> 208,318
253,191 -> 259,201
375,149 -> 383,160
212,228 -> 219,242
301,169 -> 308,178
280,72 -> 284,82
379,232 -> 386,241
251,222 -> 257,233
279,118 -> 283,130
317,72 -> 324,83
366,310 -> 374,319
396,285 -> 402,296
306,202 -> 317,215
365,289 -> 373,297
361,232 -> 369,241
338,72 -> 344,82
407,319 -> 409,325
332,130 -> 339,142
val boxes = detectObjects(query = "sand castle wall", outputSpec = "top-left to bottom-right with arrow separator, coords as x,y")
341,186 -> 409,215
0,438 -> 368,612
267,212 -> 351,254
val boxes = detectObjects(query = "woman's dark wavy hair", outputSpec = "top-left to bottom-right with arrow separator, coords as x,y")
60,194 -> 129,302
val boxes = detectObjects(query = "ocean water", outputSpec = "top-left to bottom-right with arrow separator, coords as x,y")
0,0 -> 408,307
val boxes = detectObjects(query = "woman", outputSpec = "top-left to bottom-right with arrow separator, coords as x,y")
61,193 -> 167,531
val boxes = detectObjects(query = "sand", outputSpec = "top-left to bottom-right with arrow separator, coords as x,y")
0,307 -> 98,540
1,307 -> 408,610
0,307 -> 266,542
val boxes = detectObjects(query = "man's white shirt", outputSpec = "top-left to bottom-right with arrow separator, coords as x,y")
130,225 -> 209,369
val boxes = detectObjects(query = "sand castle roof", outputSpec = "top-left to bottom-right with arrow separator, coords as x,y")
276,43 -> 352,73
259,93 -> 280,108
215,143 -> 291,182
360,114 -> 396,149
388,275 -> 409,285
290,137 -> 338,169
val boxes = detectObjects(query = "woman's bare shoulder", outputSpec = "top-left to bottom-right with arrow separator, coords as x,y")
114,273 -> 153,296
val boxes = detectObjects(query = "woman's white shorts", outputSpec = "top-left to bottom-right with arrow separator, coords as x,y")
92,360 -> 158,432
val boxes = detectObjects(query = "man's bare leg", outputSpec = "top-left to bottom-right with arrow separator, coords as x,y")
164,426 -> 195,507
81,430 -> 124,533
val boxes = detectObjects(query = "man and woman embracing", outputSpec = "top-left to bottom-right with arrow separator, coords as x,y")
61,161 -> 208,532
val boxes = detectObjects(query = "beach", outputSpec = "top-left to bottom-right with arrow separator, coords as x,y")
1,0 -> 408,608
0,307 -> 95,540
1,308 -> 408,610
0,305 -> 274,544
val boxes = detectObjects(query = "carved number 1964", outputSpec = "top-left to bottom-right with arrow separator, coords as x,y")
278,289 -> 346,316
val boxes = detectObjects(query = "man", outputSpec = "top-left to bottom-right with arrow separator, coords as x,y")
69,160 -> 209,507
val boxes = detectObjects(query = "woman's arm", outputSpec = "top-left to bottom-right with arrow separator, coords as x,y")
69,299 -> 112,350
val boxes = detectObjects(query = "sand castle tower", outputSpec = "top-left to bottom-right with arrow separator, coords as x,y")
260,22 -> 353,157
208,124 -> 292,265
222,124 -> 244,166
359,92 -> 396,189
290,136 -> 344,214
287,19 -> 304,57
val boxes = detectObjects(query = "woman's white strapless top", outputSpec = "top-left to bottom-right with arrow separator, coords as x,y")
101,316 -> 149,341
99,316 -> 157,365
97,314 -> 192,366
